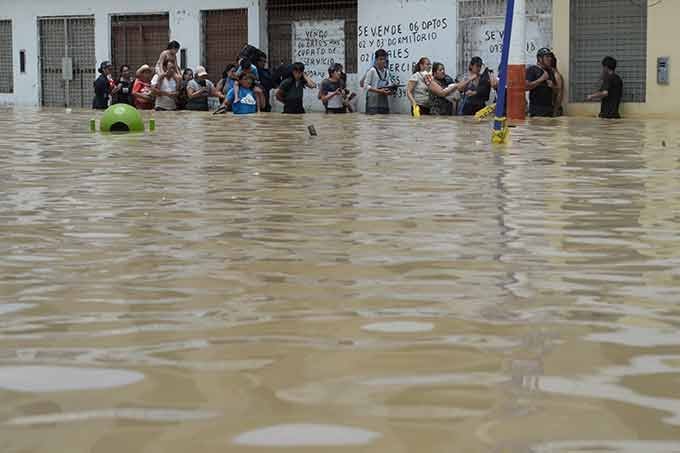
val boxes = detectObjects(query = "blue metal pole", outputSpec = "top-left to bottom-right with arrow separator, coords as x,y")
493,0 -> 516,135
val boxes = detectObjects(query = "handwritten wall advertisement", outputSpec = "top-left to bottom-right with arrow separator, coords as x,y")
292,20 -> 345,112
475,18 -> 548,73
357,0 -> 457,113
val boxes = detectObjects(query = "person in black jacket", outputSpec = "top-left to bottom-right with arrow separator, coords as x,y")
255,55 -> 274,112
93,61 -> 113,110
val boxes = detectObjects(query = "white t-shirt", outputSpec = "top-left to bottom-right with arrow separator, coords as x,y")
151,74 -> 177,110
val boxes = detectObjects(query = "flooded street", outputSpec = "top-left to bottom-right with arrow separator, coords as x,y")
1,108 -> 680,452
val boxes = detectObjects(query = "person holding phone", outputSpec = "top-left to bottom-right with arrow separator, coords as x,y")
526,48 -> 556,117
186,66 -> 224,111
458,57 -> 497,116
319,63 -> 347,114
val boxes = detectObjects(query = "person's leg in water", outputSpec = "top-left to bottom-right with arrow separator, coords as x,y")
254,86 -> 265,111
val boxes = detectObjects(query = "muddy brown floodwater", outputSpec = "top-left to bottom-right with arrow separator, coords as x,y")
1,107 -> 680,452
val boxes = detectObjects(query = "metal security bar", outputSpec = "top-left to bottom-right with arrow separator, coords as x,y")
268,0 -> 357,73
67,17 -> 96,108
457,0 -> 552,77
202,9 -> 249,83
569,0 -> 647,102
111,14 -> 169,77
0,20 -> 13,93
39,16 -> 95,108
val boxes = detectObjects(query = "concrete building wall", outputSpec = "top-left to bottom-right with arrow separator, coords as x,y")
0,0 -> 262,106
554,0 -> 680,118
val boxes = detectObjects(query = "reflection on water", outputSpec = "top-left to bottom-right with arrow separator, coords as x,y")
1,108 -> 680,451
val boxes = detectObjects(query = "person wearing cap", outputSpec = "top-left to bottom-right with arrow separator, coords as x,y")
458,57 -> 496,116
319,63 -> 346,113
132,65 -> 155,110
526,48 -> 556,117
186,66 -> 224,111
93,61 -> 113,110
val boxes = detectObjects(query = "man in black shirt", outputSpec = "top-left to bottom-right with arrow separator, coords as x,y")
276,62 -> 317,114
587,56 -> 623,119
526,48 -> 556,117
93,61 -> 113,110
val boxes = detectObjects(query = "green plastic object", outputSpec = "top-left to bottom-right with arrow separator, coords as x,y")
100,104 -> 145,133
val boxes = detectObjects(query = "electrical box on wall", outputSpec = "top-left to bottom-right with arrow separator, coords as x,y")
657,57 -> 670,84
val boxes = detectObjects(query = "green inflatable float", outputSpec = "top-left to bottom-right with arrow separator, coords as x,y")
91,104 -> 154,133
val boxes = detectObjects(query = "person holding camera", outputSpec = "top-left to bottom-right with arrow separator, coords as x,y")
319,63 -> 347,114
526,48 -> 557,117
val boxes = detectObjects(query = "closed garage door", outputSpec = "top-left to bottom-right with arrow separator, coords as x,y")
111,14 -> 169,76
202,9 -> 249,83
39,16 -> 96,108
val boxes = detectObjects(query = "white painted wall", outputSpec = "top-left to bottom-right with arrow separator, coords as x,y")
0,0 -> 262,106
357,0 -> 457,114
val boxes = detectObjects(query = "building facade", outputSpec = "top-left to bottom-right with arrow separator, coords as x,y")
555,0 -> 678,118
0,0 -> 673,116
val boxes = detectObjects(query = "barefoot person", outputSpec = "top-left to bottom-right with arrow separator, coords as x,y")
155,41 -> 181,75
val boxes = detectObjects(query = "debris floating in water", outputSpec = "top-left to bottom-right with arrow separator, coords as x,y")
308,125 -> 318,136
533,158 -> 556,165
662,140 -> 667,147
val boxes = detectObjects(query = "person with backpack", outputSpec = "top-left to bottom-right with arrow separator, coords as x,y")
458,57 -> 496,116
364,49 -> 393,115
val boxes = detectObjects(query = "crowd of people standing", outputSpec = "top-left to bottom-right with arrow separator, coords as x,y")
94,40 -> 623,119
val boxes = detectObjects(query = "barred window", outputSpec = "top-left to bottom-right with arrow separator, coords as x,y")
111,14 -> 169,78
202,9 -> 249,83
570,0 -> 647,102
0,20 -> 13,94
268,0 -> 358,73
